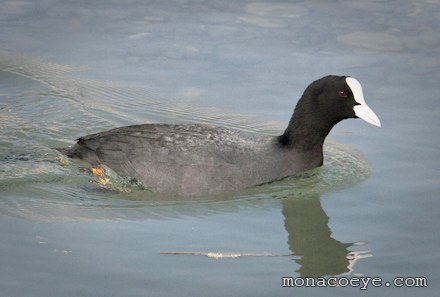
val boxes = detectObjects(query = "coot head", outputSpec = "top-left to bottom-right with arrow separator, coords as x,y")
279,75 -> 380,149
301,75 -> 380,126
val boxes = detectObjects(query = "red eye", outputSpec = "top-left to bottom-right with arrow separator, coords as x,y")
338,90 -> 347,97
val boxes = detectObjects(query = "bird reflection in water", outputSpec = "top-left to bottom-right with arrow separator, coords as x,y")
282,194 -> 371,277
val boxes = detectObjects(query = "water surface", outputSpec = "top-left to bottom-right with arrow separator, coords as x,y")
0,1 -> 439,296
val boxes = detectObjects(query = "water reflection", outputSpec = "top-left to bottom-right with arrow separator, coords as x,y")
282,194 -> 371,277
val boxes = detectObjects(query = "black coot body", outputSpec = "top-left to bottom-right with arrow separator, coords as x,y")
58,75 -> 380,196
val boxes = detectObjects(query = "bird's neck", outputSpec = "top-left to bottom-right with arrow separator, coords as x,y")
278,111 -> 335,152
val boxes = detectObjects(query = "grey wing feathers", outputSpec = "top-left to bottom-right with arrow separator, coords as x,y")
63,123 -> 260,168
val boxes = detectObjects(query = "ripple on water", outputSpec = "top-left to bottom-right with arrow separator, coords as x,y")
239,2 -> 309,28
337,31 -> 403,52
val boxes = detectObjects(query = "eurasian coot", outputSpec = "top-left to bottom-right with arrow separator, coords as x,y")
58,75 -> 380,196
